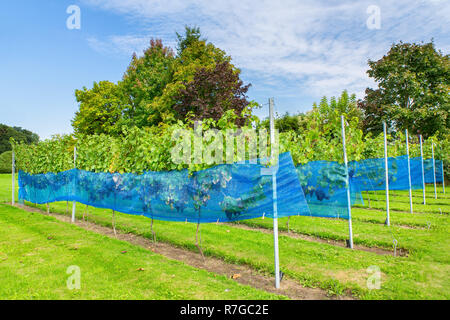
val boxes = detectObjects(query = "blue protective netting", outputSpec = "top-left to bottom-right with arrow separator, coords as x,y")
423,158 -> 444,184
349,156 -> 421,192
295,156 -> 444,217
348,156 -> 443,193
295,160 -> 359,219
18,152 -> 311,223
18,153 -> 444,223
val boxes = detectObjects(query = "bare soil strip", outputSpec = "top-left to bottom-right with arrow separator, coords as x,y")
231,222 -> 409,257
11,203 -> 353,300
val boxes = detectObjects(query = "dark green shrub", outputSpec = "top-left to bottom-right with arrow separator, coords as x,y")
0,151 -> 12,173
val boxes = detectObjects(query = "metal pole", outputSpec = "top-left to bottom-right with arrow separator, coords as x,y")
420,135 -> 426,205
72,146 -> 77,223
12,151 -> 15,205
442,161 -> 446,194
383,122 -> 390,226
432,143 -> 437,200
406,129 -> 413,213
269,98 -> 280,289
341,116 -> 353,249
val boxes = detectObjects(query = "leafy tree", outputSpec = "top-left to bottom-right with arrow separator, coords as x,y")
0,124 -> 39,153
72,27 -> 252,131
72,81 -> 126,136
279,90 -> 365,164
365,41 -> 449,137
176,26 -> 204,55
316,90 -> 362,127
0,151 -> 12,173
120,39 -> 175,128
149,28 -> 234,125
309,90 -> 362,141
260,112 -> 306,133
357,88 -> 388,136
173,61 -> 252,126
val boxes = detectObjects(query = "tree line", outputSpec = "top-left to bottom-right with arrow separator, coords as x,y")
0,124 -> 39,173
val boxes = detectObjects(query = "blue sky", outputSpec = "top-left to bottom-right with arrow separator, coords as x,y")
1,0 -> 448,139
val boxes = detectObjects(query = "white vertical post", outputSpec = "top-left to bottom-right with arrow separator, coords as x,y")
406,129 -> 413,213
72,146 -> 77,223
12,151 -> 15,205
383,122 -> 390,226
269,98 -> 280,289
442,161 -> 446,194
341,116 -> 353,249
420,135 -> 426,205
432,143 -> 437,200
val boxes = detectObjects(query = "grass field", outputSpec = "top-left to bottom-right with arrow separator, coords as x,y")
0,204 -> 284,299
1,173 -> 449,299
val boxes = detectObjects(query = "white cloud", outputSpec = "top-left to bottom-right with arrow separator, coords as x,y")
82,0 -> 449,101
87,35 -> 176,57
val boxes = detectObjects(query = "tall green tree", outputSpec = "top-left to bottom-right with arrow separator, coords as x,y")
72,27 -> 253,133
0,151 -> 12,173
120,39 -> 175,128
144,27 -> 240,125
364,41 -> 449,137
0,124 -> 39,153
72,81 -> 126,136
176,26 -> 203,55
317,90 -> 361,123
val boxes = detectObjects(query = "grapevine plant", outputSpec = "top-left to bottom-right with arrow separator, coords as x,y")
9,111 -> 448,246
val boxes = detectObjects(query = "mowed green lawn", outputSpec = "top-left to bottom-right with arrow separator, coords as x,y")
1,173 -> 449,299
0,203 -> 283,299
0,174 -> 13,203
